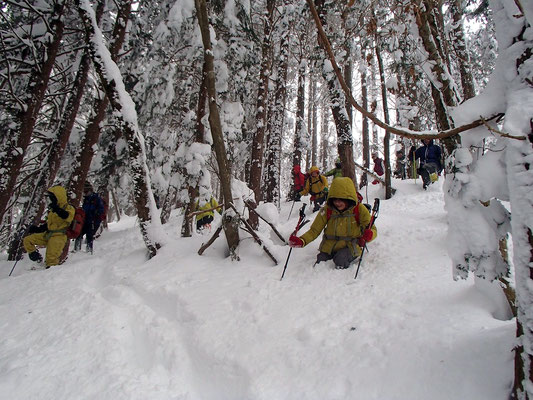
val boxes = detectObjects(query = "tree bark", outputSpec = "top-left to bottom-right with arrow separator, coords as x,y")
77,0 -> 159,257
194,0 -> 240,258
0,1 -> 66,224
248,0 -> 275,228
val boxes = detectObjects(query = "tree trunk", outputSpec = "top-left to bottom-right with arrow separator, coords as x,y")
7,45 -> 93,260
293,52 -> 306,169
450,0 -> 476,101
77,0 -> 159,257
360,46 -> 370,189
413,0 -> 459,155
374,22 -> 392,199
314,0 -> 356,185
68,1 -> 127,207
248,0 -> 274,228
310,76 -> 318,167
264,28 -> 289,205
194,0 -> 240,258
0,1 -> 66,224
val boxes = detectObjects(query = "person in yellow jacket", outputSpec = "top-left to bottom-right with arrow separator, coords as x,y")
300,166 -> 329,212
24,185 -> 75,269
195,196 -> 220,231
289,177 -> 377,269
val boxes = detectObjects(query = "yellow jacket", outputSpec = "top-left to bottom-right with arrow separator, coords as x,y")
300,166 -> 328,197
46,186 -> 75,234
299,177 -> 374,256
195,197 -> 219,221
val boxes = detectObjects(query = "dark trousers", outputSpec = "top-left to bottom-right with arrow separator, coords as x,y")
316,248 -> 358,269
196,215 -> 214,231
75,219 -> 101,250
417,162 -> 438,186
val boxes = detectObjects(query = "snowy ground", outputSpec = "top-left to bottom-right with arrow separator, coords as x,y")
0,178 -> 515,400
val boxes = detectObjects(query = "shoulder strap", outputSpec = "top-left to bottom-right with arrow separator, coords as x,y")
326,205 -> 359,224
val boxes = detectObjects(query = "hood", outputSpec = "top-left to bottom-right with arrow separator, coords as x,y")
327,177 -> 359,203
293,165 -> 301,173
308,165 -> 319,174
48,186 -> 68,207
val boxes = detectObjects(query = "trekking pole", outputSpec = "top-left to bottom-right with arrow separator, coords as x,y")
354,198 -> 380,280
8,231 -> 26,277
287,199 -> 296,221
280,204 -> 309,281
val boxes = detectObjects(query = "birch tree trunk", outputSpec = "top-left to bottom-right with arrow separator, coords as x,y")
194,0 -> 240,258
293,50 -> 306,168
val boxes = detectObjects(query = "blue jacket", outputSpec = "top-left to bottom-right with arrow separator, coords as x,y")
415,140 -> 442,171
82,193 -> 105,224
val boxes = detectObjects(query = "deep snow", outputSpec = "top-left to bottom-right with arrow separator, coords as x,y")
0,179 -> 515,400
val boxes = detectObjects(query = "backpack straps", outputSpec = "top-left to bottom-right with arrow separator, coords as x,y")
326,204 -> 360,224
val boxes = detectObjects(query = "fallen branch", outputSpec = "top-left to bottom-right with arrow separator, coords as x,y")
244,199 -> 287,244
354,162 -> 397,194
198,225 -> 223,255
187,203 -> 224,218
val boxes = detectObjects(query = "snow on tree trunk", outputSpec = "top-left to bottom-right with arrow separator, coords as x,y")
445,0 -> 533,396
0,1 -> 66,225
194,0 -> 240,258
77,0 -> 159,258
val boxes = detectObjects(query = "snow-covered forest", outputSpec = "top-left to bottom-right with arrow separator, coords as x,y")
1,0 -> 532,398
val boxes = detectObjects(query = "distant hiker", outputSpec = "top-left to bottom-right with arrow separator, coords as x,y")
290,165 -> 306,201
394,149 -> 407,179
74,181 -> 105,253
299,166 -> 329,212
324,158 -> 343,179
24,185 -> 75,269
195,196 -> 220,232
413,139 -> 442,190
372,152 -> 384,185
289,177 -> 377,269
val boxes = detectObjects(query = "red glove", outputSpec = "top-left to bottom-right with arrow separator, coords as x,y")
289,235 -> 304,248
362,228 -> 373,242
357,237 -> 366,248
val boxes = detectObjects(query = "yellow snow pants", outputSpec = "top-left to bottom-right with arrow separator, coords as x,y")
23,232 -> 67,267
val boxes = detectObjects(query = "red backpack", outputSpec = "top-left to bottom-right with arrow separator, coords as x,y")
67,208 -> 85,239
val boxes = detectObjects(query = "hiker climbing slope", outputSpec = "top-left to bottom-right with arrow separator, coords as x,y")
289,177 -> 377,269
23,185 -> 75,269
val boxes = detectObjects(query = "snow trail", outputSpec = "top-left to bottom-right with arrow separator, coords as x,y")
0,179 -> 514,399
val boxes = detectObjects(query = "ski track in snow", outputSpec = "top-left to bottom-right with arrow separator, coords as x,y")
0,179 -> 515,400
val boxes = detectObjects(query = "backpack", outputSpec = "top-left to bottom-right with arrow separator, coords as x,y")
326,204 -> 360,224
67,208 -> 85,239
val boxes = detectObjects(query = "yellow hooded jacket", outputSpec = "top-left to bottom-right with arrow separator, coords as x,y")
299,177 -> 374,257
195,197 -> 219,221
300,166 -> 328,197
46,186 -> 76,234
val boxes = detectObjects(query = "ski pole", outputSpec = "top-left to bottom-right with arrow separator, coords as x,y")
8,231 -> 26,277
354,198 -> 380,280
287,199 -> 296,221
280,204 -> 308,281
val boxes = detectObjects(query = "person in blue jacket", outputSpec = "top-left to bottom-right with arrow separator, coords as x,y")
74,181 -> 105,253
414,139 -> 442,189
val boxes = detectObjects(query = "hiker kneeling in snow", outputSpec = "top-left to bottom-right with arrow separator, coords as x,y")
289,177 -> 377,269
23,186 -> 75,269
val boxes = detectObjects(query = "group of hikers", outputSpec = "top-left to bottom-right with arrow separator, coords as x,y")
289,139 -> 442,269
21,138 -> 441,272
23,181 -> 106,269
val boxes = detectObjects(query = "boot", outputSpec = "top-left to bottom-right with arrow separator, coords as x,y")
73,237 -> 82,252
28,251 -> 43,263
